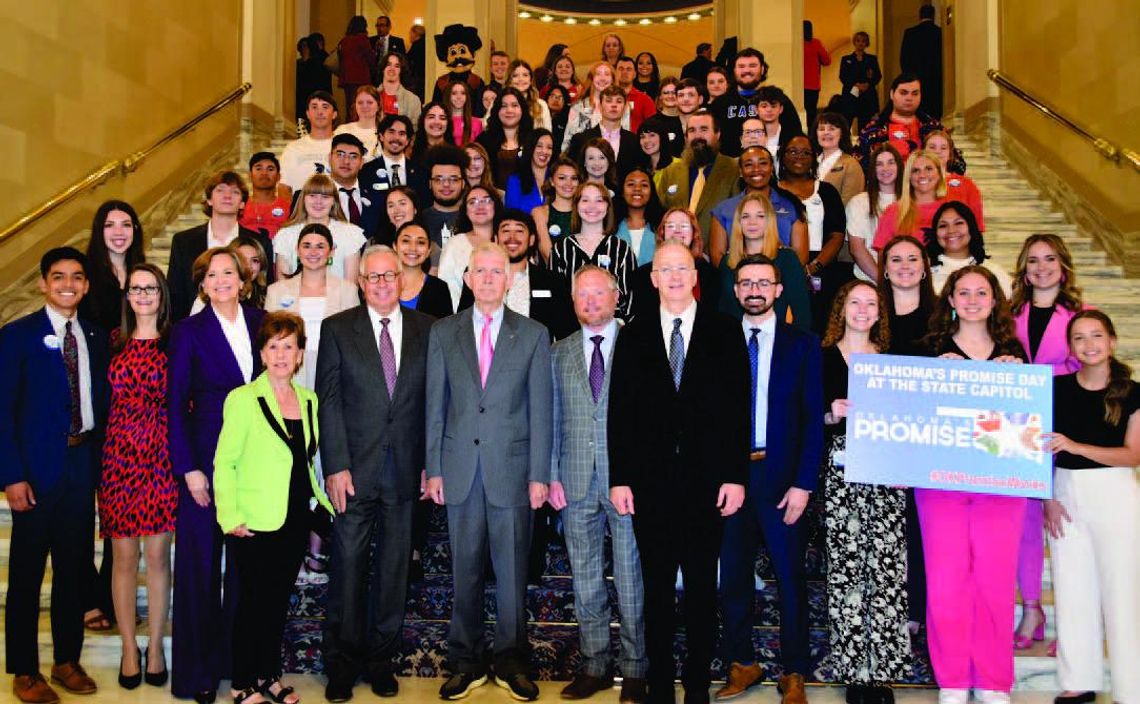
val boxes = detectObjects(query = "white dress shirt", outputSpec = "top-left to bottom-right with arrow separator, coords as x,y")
743,314 -> 777,448
46,305 -> 94,432
212,305 -> 253,383
367,304 -> 404,373
336,179 -> 364,218
206,220 -> 240,250
471,304 -> 505,350
659,300 -> 698,357
580,319 -> 618,372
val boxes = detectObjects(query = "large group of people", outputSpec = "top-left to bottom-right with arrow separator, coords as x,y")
3,15 -> 1137,704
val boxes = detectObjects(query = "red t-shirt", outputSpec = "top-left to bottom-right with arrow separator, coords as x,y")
886,118 -> 922,161
872,198 -> 945,250
945,174 -> 986,231
240,196 -> 293,239
381,91 -> 399,116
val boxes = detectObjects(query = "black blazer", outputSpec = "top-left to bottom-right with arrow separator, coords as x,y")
360,155 -> 429,210
315,304 -> 434,501
457,264 -> 576,341
628,258 -> 720,322
608,305 -> 750,505
409,275 -> 454,319
567,126 -> 645,177
167,223 -> 274,320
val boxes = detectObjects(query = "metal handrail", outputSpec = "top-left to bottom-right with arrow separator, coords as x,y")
987,69 -> 1139,173
0,82 -> 252,247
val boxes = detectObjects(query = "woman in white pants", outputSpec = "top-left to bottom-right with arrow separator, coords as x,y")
1045,309 -> 1140,704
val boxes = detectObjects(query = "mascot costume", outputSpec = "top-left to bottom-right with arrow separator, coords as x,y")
432,24 -> 487,113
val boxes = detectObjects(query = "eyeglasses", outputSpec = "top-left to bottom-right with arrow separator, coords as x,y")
431,175 -> 463,185
662,223 -> 693,233
742,129 -> 765,137
736,279 -> 777,290
784,148 -> 813,158
361,271 -> 399,284
333,150 -> 362,161
127,285 -> 160,296
653,265 -> 693,276
467,196 -> 494,207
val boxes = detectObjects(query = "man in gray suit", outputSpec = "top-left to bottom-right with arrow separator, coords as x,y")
317,244 -> 435,702
425,241 -> 553,702
550,266 -> 648,703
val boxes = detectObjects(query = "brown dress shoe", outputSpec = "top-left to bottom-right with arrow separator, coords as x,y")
714,662 -> 763,700
49,662 -> 97,695
777,673 -> 807,704
619,678 -> 648,704
561,673 -> 613,700
12,674 -> 61,704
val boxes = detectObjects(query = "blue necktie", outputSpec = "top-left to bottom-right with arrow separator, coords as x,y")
668,318 -> 684,390
749,327 -> 760,448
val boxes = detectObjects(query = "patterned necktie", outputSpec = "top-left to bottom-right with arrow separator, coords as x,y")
390,163 -> 401,186
588,334 -> 605,402
478,314 -> 494,388
63,320 -> 82,434
341,187 -> 361,225
748,327 -> 761,448
668,318 -> 684,390
689,167 -> 706,212
378,318 -> 397,396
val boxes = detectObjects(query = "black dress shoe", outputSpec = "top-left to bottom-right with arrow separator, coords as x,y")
143,647 -> 169,687
194,689 -> 217,704
439,672 -> 489,700
1053,693 -> 1096,704
371,671 -> 398,697
845,684 -> 865,704
496,672 -> 540,702
561,673 -> 613,699
119,648 -> 142,690
872,685 -> 894,704
325,677 -> 354,703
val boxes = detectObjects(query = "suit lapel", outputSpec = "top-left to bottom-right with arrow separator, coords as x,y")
696,156 -> 729,212
566,330 -> 594,403
350,307 -> 390,402
454,308 -> 482,390
766,323 -> 791,438
484,310 -> 520,395
203,307 -> 246,388
392,307 -> 421,400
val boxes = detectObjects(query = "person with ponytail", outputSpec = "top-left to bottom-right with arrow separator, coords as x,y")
1045,310 -> 1140,704
1009,233 -> 1087,653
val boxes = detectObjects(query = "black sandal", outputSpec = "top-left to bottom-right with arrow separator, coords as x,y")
233,686 -> 263,704
303,551 -> 328,574
260,678 -> 299,704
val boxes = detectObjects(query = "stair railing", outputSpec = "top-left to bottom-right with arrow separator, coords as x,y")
0,82 -> 253,248
987,69 -> 1139,174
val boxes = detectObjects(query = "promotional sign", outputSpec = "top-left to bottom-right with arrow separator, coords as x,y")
844,354 -> 1052,499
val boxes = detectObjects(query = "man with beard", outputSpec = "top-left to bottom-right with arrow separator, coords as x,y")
857,73 -> 963,173
711,49 -> 802,158
654,110 -> 739,250
715,254 -> 823,704
414,144 -> 469,265
608,241 -> 749,704
360,114 -> 428,207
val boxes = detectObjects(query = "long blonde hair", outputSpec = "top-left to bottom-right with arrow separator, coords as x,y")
1010,233 -> 1083,314
896,150 -> 947,235
727,192 -> 780,268
284,174 -> 348,226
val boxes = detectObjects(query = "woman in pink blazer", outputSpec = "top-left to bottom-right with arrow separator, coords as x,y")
1009,233 -> 1087,650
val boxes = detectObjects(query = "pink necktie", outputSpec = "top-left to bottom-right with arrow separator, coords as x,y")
479,314 -> 494,388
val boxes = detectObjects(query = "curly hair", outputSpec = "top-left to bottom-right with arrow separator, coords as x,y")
1010,233 -> 1083,314
924,264 -> 1023,358
821,280 -> 891,351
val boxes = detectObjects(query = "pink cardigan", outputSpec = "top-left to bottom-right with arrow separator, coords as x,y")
1014,303 -> 1085,375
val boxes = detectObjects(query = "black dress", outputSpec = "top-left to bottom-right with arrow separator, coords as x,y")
821,345 -> 911,684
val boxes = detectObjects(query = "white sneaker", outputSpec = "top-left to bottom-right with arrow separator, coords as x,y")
977,690 -> 1011,704
938,689 -> 970,704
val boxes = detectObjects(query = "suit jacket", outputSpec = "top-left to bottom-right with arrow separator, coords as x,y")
316,304 -> 433,502
680,55 -> 715,84
1014,303 -> 1084,375
607,305 -> 750,507
0,308 -> 110,491
900,21 -> 943,116
360,155 -> 429,209
265,273 -> 360,316
567,126 -> 644,178
655,152 -> 740,248
372,34 -> 406,57
168,304 -> 265,479
457,264 -> 577,341
759,321 -> 825,496
213,372 -> 333,533
425,307 -> 553,507
551,327 -> 618,503
167,223 -> 274,320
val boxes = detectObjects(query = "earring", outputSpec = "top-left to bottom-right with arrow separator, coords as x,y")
327,256 -> 334,267
295,256 -> 301,271
951,309 -> 957,321
920,271 -> 926,280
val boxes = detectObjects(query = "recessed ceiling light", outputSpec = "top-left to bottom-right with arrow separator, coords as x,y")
564,17 -> 577,24
588,18 -> 601,25
540,14 -> 553,22
613,18 -> 627,25
664,16 -> 678,23
518,11 -> 531,18
688,12 -> 702,20
639,18 -> 652,24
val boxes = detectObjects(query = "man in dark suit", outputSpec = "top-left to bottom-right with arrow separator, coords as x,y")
567,86 -> 644,177
1,247 -> 109,703
608,241 -> 750,704
317,244 -> 435,702
167,171 -> 273,320
327,133 -> 384,241
680,43 -> 715,85
371,15 -> 406,59
458,209 -> 577,342
425,242 -> 553,702
715,254 -> 823,704
360,114 -> 427,208
900,4 -> 943,118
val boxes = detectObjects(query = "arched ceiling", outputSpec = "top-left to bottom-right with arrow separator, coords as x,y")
521,0 -> 711,14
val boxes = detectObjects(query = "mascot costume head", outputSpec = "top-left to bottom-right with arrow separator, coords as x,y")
432,24 -> 487,115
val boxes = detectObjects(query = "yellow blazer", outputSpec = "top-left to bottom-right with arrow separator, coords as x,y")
213,372 -> 333,533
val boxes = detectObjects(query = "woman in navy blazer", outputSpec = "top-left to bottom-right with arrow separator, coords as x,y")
167,247 -> 265,703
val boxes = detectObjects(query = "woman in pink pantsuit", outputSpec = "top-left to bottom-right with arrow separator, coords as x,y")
918,265 -> 1028,704
1009,233 -> 1087,650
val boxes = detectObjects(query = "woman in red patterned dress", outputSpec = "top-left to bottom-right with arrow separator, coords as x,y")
98,263 -> 178,690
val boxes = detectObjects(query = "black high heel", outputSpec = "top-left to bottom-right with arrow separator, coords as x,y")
1053,693 -> 1096,704
118,647 -> 142,689
144,645 -> 169,687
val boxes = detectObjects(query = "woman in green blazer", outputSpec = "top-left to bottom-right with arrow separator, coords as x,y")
214,311 -> 332,704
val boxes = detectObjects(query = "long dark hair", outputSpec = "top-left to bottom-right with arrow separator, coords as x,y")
452,185 -> 504,234
614,166 -> 665,230
924,264 -> 1023,358
287,223 -> 336,279
115,263 -> 171,355
87,200 -> 146,292
1067,310 -> 1134,426
481,87 -> 534,151
514,128 -> 554,197
411,101 -> 456,162
927,200 -> 988,263
866,143 -> 904,219
877,234 -> 936,320
821,280 -> 891,351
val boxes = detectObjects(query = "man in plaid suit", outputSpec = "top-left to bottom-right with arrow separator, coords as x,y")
549,266 -> 647,703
